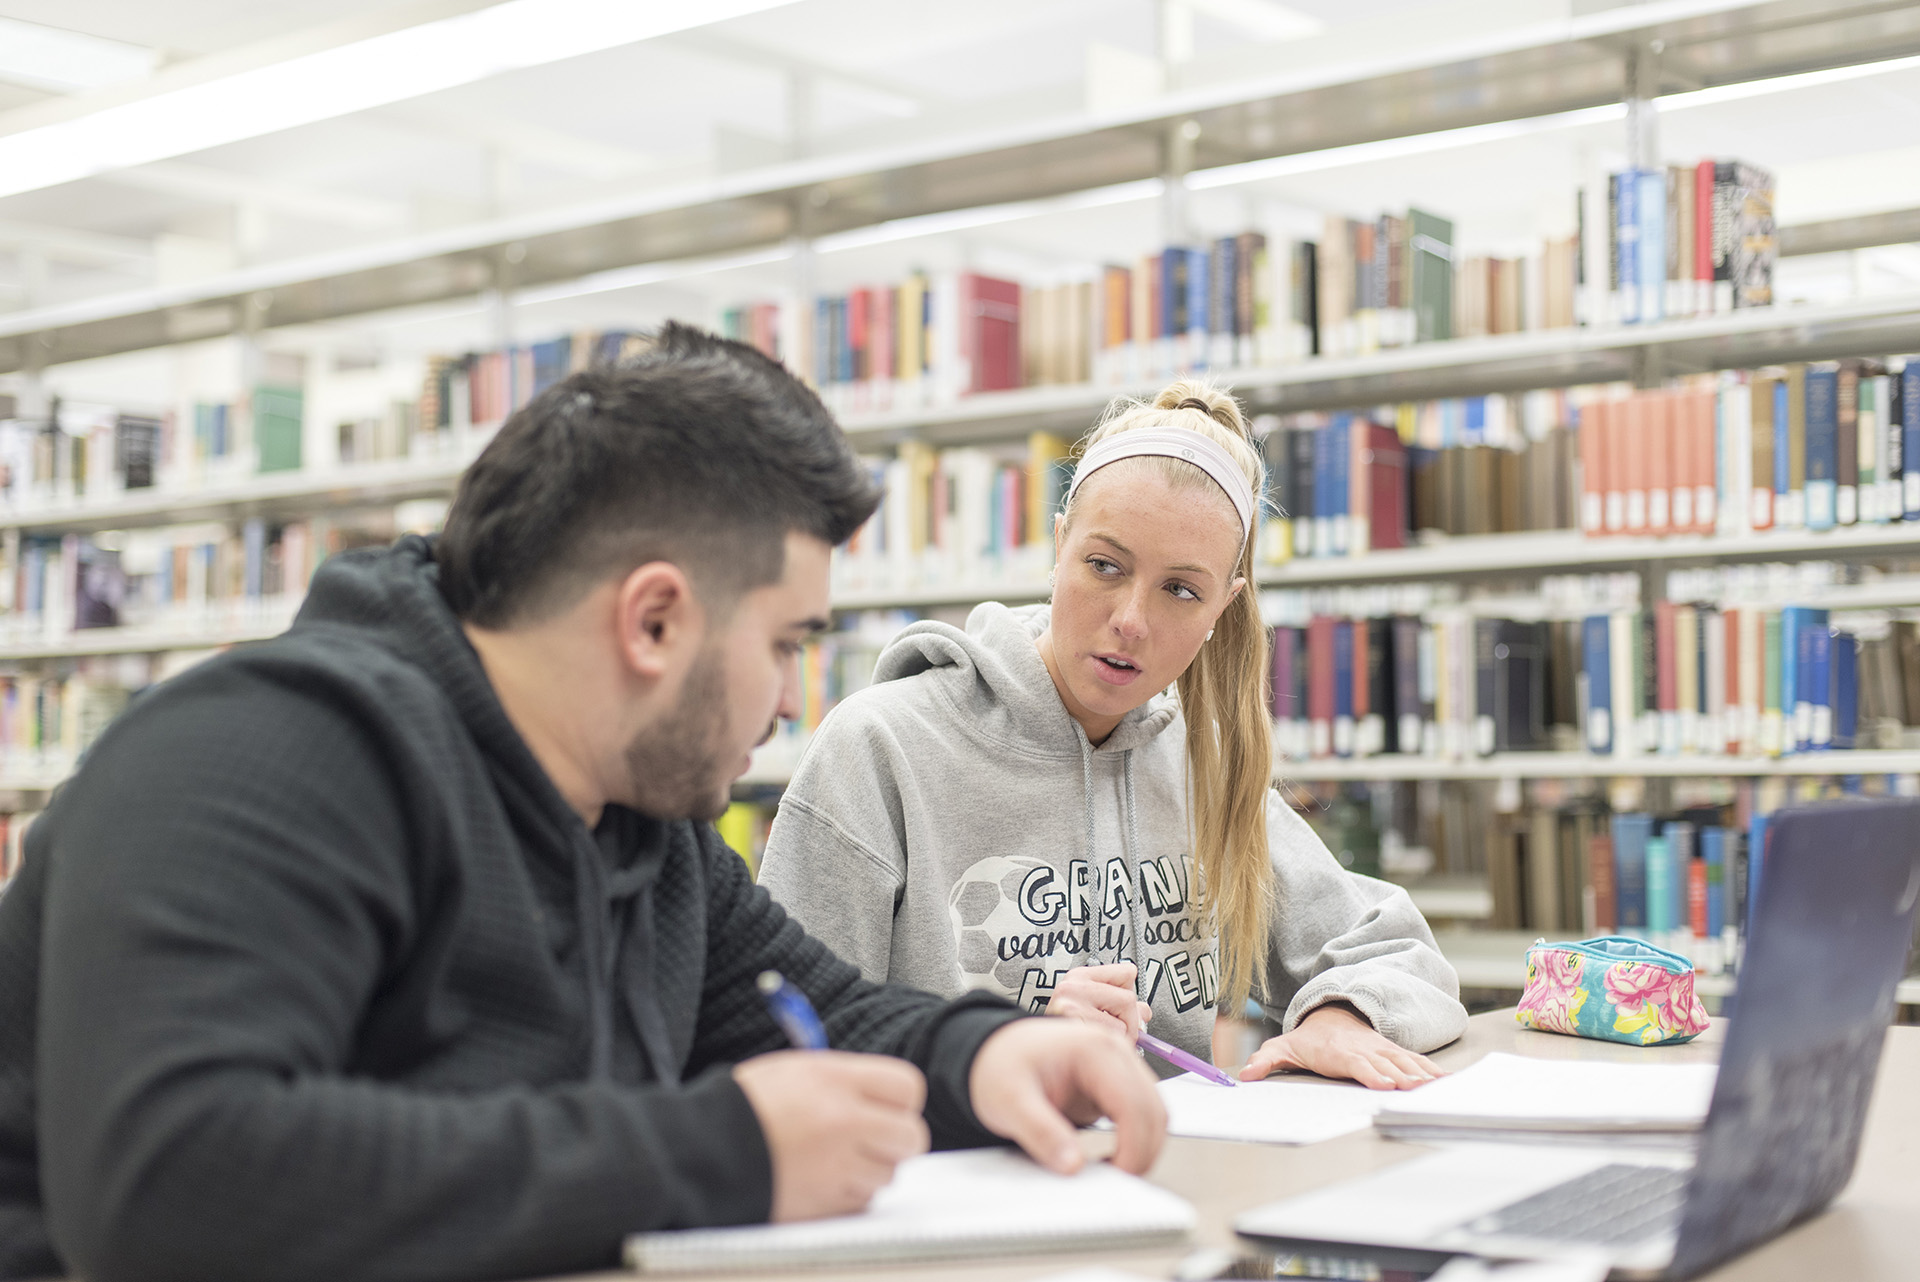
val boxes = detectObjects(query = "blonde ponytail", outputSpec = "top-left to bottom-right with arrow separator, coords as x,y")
1064,379 -> 1274,1009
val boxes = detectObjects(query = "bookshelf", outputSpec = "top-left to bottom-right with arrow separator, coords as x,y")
1276,750 -> 1920,783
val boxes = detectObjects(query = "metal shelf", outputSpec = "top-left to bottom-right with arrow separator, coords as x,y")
0,618 -> 292,661
0,453 -> 469,536
1277,750 -> 1920,781
3,0 -> 1917,373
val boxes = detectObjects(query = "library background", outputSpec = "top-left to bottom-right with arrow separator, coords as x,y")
1,0 -> 1920,1014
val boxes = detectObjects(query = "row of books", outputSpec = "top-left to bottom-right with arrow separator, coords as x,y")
1606,161 -> 1776,325
0,503 -> 441,642
1268,604 -> 1918,762
1260,413 -> 1579,559
419,330 -> 646,431
1581,361 -> 1920,539
0,660 -> 147,776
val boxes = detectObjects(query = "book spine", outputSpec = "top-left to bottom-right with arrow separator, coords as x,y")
1645,835 -> 1672,935
1804,363 -> 1839,530
1583,614 -> 1612,753
1613,813 -> 1650,933
1332,618 -> 1355,758
1905,360 -> 1920,519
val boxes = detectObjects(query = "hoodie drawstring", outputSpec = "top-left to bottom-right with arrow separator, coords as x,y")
1080,736 -> 1147,1002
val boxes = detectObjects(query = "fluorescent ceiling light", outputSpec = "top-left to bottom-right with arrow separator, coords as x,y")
0,0 -> 801,202
0,17 -> 159,94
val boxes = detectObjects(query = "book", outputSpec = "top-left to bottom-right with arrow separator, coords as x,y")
1803,362 -> 1839,530
623,1149 -> 1195,1273
1372,1053 -> 1716,1142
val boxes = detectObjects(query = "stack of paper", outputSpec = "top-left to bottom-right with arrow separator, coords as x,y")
1373,1053 -> 1718,1146
1155,1072 -> 1388,1144
623,1149 -> 1194,1273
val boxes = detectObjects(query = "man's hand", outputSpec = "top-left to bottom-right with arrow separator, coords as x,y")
733,1050 -> 930,1221
1046,963 -> 1153,1040
969,1018 -> 1166,1176
1239,1002 -> 1441,1090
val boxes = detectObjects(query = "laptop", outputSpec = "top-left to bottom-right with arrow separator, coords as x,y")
1235,796 -> 1920,1281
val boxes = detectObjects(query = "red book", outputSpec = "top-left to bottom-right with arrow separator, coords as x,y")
1581,399 -> 1608,535
1307,616 -> 1335,758
1725,607 -> 1743,753
1625,396 -> 1649,532
1647,392 -> 1674,535
1586,832 -> 1617,933
961,273 -> 1023,393
1365,423 -> 1408,550
848,288 -> 870,383
1351,615 -> 1370,733
1687,855 -> 1709,937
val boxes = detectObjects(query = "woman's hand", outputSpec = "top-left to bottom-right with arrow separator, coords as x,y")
1239,1002 -> 1442,1090
1045,963 -> 1152,1040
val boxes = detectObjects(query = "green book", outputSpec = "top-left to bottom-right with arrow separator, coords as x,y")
1408,208 -> 1454,344
254,384 -> 304,474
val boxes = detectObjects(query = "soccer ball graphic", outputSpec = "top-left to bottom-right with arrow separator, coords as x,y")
947,854 -> 1057,997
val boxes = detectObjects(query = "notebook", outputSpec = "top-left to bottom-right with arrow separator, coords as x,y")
1155,1072 -> 1387,1144
1371,1052 -> 1717,1144
623,1148 -> 1195,1273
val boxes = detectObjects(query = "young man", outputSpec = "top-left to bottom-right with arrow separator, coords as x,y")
0,325 -> 1164,1282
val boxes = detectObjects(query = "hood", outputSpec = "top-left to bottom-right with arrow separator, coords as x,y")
872,602 -> 1180,757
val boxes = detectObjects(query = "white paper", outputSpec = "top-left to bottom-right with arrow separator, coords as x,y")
1374,1052 -> 1718,1133
1429,1249 -> 1612,1282
625,1149 -> 1194,1272
1155,1071 -> 1388,1144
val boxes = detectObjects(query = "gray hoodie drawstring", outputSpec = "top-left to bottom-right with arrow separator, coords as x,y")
1081,735 -> 1147,999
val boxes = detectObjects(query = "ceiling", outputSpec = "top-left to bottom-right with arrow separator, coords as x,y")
4,0 -> 1920,403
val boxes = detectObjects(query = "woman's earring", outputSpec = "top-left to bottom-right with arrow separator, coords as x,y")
1205,629 -> 1215,641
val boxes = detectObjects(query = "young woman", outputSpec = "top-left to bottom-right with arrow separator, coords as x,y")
758,382 -> 1466,1088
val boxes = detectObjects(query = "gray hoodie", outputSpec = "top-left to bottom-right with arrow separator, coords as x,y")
759,602 -> 1467,1065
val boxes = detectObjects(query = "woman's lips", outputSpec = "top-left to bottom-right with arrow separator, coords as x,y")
1089,652 -> 1144,686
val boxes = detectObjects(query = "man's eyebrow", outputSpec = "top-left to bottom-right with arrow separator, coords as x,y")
1088,531 -> 1216,579
792,616 -> 832,636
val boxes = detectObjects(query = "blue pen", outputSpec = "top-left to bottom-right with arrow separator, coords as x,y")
758,970 -> 829,1050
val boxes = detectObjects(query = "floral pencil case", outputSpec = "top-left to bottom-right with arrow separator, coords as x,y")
1515,936 -> 1710,1046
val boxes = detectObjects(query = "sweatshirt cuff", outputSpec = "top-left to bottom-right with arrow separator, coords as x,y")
918,994 -> 1029,1151
645,1066 -> 775,1227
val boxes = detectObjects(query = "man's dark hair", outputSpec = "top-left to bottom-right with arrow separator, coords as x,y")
437,322 -> 879,627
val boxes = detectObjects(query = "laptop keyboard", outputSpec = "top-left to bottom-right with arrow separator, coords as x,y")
1463,1164 -> 1689,1247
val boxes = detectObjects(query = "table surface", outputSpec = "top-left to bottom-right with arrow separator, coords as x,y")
584,1011 -> 1920,1282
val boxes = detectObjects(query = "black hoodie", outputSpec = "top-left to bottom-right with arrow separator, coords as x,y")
0,536 -> 1021,1282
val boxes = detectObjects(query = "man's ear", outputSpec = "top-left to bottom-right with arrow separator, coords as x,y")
615,562 -> 703,679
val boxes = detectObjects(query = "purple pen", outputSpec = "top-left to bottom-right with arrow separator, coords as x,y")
1137,1030 -> 1238,1086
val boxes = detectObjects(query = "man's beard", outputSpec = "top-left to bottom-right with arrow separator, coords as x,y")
623,642 -> 739,822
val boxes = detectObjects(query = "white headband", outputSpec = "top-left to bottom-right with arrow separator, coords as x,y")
1066,426 -> 1257,546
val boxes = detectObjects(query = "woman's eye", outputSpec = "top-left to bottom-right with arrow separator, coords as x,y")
1087,557 -> 1121,576
1167,582 -> 1199,602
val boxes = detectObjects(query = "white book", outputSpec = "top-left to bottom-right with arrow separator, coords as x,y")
623,1149 -> 1194,1274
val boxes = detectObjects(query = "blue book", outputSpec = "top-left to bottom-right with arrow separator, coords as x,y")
1186,246 -> 1210,370
1804,364 -> 1840,530
1637,169 -> 1666,324
1161,249 -> 1187,368
1774,379 -> 1792,516
1329,415 -> 1352,556
1833,630 -> 1858,749
1645,835 -> 1673,935
1463,397 -> 1486,445
1615,171 -> 1641,323
1583,615 -> 1612,754
1312,423 -> 1335,556
1905,361 -> 1920,521
1746,813 -> 1769,934
1809,624 -> 1833,749
1702,826 -> 1726,936
1332,619 -> 1355,758
1612,812 -> 1653,933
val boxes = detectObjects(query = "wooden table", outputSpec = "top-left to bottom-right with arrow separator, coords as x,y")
598,1010 -> 1920,1281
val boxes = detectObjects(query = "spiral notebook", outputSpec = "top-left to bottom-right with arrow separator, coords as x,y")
623,1148 -> 1195,1273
